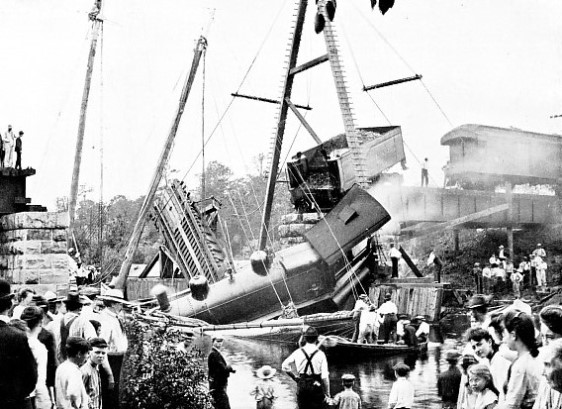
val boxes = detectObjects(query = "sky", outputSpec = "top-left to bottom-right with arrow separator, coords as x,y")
1,0 -> 561,211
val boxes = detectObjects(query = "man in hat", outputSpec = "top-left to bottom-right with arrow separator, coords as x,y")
533,243 -> 546,259
282,326 -> 330,409
414,315 -> 430,343
351,294 -> 371,342
208,336 -> 236,409
467,295 -> 490,330
0,279 -> 38,409
55,292 -> 96,362
34,294 -> 58,405
396,314 -> 417,347
437,350 -> 462,409
98,288 -> 128,409
378,293 -> 398,344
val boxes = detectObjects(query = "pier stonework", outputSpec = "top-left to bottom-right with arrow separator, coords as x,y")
0,211 -> 70,293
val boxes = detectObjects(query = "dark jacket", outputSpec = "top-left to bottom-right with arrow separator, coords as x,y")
208,347 -> 234,390
437,366 -> 462,403
38,327 -> 57,388
0,320 -> 38,404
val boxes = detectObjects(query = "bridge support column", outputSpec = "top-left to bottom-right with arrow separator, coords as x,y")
506,183 -> 514,262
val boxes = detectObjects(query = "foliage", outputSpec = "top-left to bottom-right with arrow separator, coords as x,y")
58,194 -> 161,275
121,318 -> 214,409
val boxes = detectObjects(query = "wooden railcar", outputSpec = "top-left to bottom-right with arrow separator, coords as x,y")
441,124 -> 562,191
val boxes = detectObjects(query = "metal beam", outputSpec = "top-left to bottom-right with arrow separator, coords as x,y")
289,54 -> 329,75
363,74 -> 422,92
231,93 -> 311,111
285,98 -> 322,144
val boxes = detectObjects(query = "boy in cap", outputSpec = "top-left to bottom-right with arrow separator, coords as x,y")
332,374 -> 361,409
282,326 -> 330,409
388,363 -> 414,409
55,337 -> 89,409
437,350 -> 461,409
251,365 -> 276,409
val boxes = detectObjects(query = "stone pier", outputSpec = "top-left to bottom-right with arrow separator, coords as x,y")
0,211 -> 69,293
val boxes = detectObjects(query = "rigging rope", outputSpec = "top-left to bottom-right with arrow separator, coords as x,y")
99,22 -> 105,271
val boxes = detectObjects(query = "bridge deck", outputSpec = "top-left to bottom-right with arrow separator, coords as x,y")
369,185 -> 560,227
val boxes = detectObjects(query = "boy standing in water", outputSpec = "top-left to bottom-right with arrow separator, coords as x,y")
332,374 -> 361,409
388,363 -> 414,409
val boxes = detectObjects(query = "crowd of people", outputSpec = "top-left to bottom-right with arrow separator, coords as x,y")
350,292 -> 430,347
472,243 -> 550,296
435,294 -> 562,409
0,280 -> 128,409
0,124 -> 24,170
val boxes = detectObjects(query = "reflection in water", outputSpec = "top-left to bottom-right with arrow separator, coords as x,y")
218,337 -> 460,409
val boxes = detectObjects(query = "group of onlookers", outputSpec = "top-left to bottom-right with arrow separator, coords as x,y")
436,294 -> 562,409
472,243 -> 550,296
0,124 -> 24,170
0,279 -> 128,409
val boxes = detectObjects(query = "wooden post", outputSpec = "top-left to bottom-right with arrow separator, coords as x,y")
453,229 -> 460,253
113,36 -> 208,291
68,1 -> 103,240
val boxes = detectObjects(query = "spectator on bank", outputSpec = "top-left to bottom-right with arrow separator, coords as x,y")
482,264 -> 492,293
437,350 -> 462,409
21,307 -> 51,409
55,293 -> 96,362
532,243 -> 546,259
498,245 -> 507,269
55,337 -> 89,409
535,339 -> 562,409
81,337 -> 108,409
467,364 -> 499,409
3,125 -> 15,167
499,310 -> 541,409
12,287 -> 36,319
466,327 -> 511,401
458,354 -> 478,409
536,260 -> 547,291
14,131 -> 23,170
510,269 -> 523,299
489,254 -> 499,269
0,279 -> 38,409
472,263 -> 483,294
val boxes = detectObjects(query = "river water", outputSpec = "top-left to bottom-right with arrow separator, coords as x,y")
219,315 -> 468,409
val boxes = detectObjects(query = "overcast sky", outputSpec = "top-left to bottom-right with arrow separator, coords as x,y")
1,0 -> 561,210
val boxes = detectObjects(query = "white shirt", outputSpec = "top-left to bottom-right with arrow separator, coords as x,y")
282,343 -> 329,379
388,377 -> 414,409
415,321 -> 430,338
389,248 -> 401,259
55,360 -> 88,409
378,301 -> 398,315
99,309 -> 128,354
482,267 -> 492,279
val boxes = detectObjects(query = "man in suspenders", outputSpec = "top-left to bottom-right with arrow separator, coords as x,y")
282,326 -> 330,409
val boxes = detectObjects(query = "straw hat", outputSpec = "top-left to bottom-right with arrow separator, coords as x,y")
445,350 -> 461,362
256,365 -> 276,379
44,291 -> 64,303
98,288 -> 126,303
341,374 -> 355,381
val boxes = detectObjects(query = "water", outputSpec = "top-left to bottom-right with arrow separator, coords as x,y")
219,331 -> 466,409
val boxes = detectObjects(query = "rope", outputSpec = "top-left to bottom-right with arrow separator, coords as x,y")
348,0 -> 454,127
99,22 -> 105,271
201,47 -> 206,200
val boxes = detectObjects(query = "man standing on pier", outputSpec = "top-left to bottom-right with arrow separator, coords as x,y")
389,243 -> 401,278
14,131 -> 23,170
2,125 -> 15,168
282,326 -> 330,409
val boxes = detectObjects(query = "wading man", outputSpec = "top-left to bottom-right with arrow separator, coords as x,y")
282,326 -> 330,409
